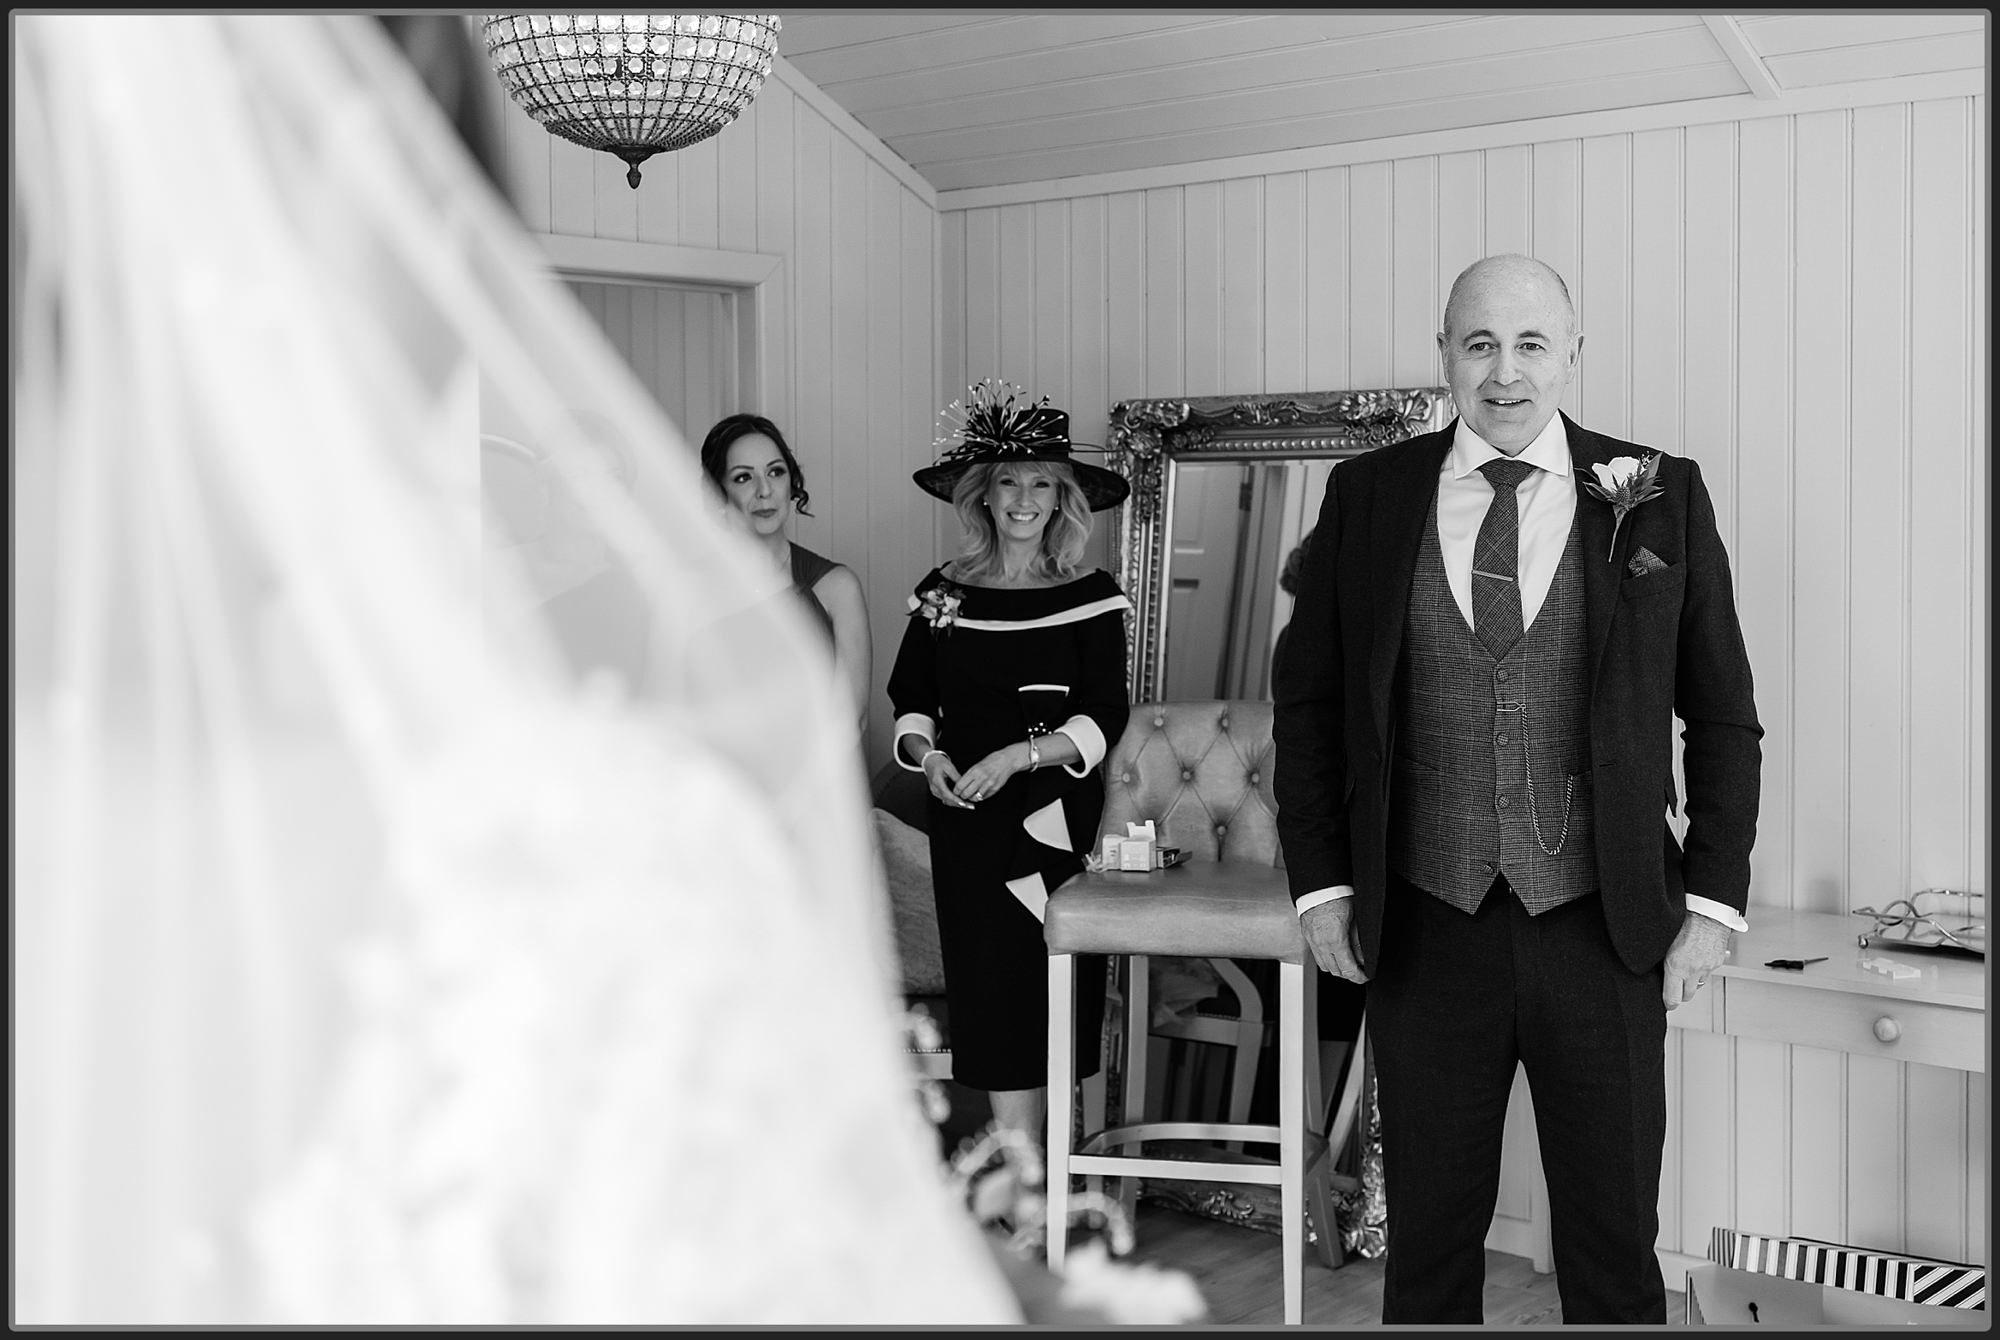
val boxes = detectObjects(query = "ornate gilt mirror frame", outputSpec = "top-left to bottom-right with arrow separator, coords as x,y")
1106,387 -> 1453,703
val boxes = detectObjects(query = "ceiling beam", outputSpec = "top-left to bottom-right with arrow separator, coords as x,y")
1702,15 -> 1782,100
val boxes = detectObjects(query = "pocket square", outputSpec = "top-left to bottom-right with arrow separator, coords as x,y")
1627,546 -> 1670,577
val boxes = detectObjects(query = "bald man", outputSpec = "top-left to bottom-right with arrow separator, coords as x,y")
1273,255 -> 1761,1323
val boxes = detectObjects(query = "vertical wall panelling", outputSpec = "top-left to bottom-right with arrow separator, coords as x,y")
1263,174 -> 1306,395
1734,115 -> 1794,906
864,166 -> 905,759
1106,192 -> 1148,411
1436,151 -> 1484,323
1788,1046 -> 1847,1244
676,135 -> 721,249
1530,140 -> 1582,422
716,103 -> 758,250
1628,128 -> 1684,454
1483,143 -> 1533,257
1303,168 -> 1351,393
1346,161 -> 1393,389
1145,188 -> 1185,397
593,151 -> 639,241
903,190 -> 936,643
1035,200 -> 1071,409
963,209 -> 1001,385
1222,177 -> 1264,396
1847,102 -> 1910,908
789,109 -> 834,561
549,138 -> 595,238
998,203 -> 1037,388
939,210 -> 967,414
1182,182 -> 1224,399
1790,109 -> 1852,916
1676,1029 -> 1735,1260
1390,157 -> 1437,387
1968,1079 -> 1988,1268
1905,1064 -> 1970,1264
1579,134 -> 1633,437
1907,98 -> 1975,898
1681,123 -> 1738,540
1068,195 -> 1109,447
1732,1036 -> 1790,1245
753,82 -> 796,425
1844,1054 -> 1905,1254
825,136 -> 870,630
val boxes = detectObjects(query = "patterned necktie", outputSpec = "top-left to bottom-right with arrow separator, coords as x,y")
1471,457 -> 1537,659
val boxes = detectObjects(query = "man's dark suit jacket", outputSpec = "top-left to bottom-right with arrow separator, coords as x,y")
1273,414 -> 1762,975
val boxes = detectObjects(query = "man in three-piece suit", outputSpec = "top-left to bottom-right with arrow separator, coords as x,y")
1273,255 -> 1762,1324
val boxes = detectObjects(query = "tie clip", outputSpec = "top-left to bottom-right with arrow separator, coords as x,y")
1472,569 -> 1515,582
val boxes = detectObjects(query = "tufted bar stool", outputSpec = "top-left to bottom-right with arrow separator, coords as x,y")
1046,701 -> 1341,1324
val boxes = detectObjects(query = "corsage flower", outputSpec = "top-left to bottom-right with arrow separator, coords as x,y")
910,579 -> 964,637
1581,452 -> 1664,561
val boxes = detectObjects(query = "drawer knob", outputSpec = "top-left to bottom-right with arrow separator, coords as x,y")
1873,1015 -> 1901,1043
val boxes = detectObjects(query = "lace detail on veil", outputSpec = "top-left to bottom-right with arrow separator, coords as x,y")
250,705 -> 1003,1324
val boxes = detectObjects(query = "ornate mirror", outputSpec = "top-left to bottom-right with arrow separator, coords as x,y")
1106,388 -> 1452,704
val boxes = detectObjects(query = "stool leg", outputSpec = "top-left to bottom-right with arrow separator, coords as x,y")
1115,953 -> 1150,1221
1281,960 -> 1304,1324
1046,951 -> 1074,1274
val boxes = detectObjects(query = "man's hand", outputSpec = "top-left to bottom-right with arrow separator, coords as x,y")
1662,910 -> 1732,1009
1300,899 -> 1369,983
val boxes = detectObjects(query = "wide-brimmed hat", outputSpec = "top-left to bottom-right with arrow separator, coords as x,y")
913,380 -> 1130,511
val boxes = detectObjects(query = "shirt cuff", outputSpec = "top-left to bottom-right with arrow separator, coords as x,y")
1685,895 -> 1748,933
1295,885 -> 1354,918
892,713 -> 936,771
1053,715 -> 1107,777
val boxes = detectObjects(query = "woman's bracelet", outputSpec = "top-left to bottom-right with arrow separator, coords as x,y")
1026,733 -> 1041,771
919,747 -> 947,771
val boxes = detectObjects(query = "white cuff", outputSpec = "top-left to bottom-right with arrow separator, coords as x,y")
1295,885 -> 1354,918
893,713 -> 936,771
1054,715 -> 1107,777
1686,894 -> 1748,933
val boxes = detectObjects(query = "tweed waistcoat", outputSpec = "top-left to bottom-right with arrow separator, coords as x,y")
1388,493 -> 1599,914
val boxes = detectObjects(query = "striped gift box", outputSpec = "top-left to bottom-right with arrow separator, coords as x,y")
1710,1228 -> 1986,1310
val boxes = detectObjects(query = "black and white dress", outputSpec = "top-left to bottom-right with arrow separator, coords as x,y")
886,567 -> 1131,1091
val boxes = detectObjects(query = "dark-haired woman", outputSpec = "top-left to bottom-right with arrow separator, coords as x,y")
699,414 -> 871,720
886,382 -> 1132,1145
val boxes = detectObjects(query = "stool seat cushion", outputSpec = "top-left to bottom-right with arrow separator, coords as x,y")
1046,861 -> 1307,963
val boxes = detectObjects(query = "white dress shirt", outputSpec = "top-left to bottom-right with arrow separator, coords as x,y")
1295,416 -> 1749,934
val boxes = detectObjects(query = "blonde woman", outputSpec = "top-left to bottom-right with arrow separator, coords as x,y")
886,382 -> 1132,1145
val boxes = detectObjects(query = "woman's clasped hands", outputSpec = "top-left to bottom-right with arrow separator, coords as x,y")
923,743 -> 1031,809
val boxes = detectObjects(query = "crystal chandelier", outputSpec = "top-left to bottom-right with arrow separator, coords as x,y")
481,14 -> 781,189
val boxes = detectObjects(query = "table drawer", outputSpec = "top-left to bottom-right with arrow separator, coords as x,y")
1725,978 -> 1984,1072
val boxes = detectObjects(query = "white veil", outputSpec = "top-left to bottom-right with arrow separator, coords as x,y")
11,13 -> 1018,1325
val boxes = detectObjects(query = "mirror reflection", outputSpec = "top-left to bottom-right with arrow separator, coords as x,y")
1160,459 -> 1333,701
1107,388 -> 1453,705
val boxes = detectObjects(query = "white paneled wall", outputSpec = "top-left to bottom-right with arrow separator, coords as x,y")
489,62 -> 940,778
939,96 -> 1987,1268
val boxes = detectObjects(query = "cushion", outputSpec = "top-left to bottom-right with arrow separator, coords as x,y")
871,807 -> 947,996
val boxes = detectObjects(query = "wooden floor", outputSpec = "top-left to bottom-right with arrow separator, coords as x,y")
1118,1203 -> 1687,1327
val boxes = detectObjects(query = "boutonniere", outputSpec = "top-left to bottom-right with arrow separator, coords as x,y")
1581,452 -> 1665,561
910,578 -> 964,637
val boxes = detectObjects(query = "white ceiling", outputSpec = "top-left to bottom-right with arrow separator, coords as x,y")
772,11 -> 1988,195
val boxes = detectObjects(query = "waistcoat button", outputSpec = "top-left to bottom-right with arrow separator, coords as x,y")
1497,795 -> 1512,809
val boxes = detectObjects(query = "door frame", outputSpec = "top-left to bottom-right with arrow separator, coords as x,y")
528,233 -> 786,428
